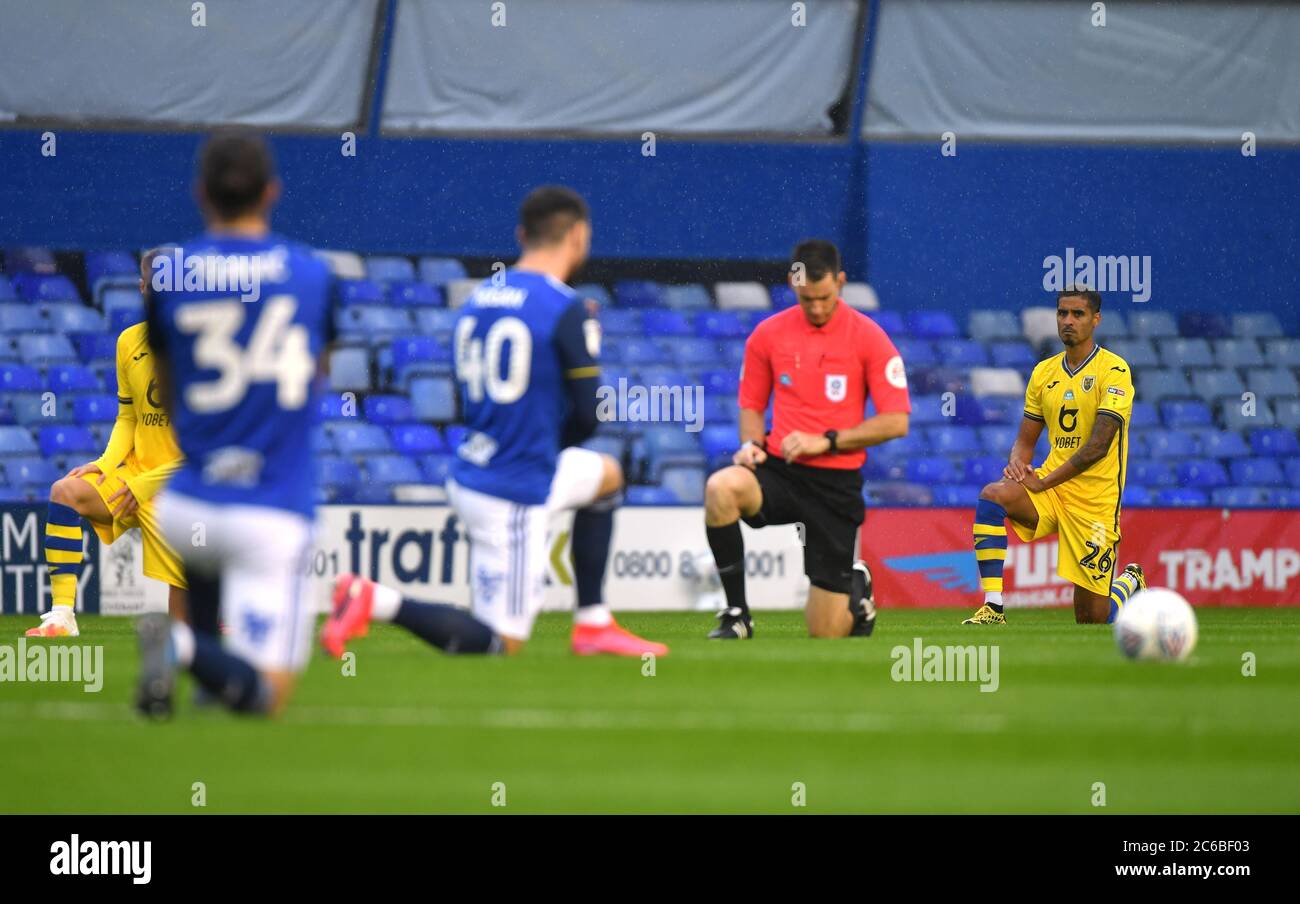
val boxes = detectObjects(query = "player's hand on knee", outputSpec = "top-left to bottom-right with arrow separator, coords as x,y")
108,483 -> 140,518
732,440 -> 767,469
1003,459 -> 1031,481
65,461 -> 104,482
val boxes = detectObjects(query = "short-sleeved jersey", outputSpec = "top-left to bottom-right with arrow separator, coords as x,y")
147,234 -> 335,517
450,270 -> 597,505
1024,344 -> 1133,509
112,322 -> 183,474
738,301 -> 910,469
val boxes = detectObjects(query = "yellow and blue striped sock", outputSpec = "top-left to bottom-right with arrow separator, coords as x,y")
1108,569 -> 1140,624
45,501 -> 84,610
973,499 -> 1008,610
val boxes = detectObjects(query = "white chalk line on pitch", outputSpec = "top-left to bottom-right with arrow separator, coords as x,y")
0,701 -> 1009,735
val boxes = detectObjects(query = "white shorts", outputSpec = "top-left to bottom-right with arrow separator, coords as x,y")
447,479 -> 550,641
156,491 -> 316,673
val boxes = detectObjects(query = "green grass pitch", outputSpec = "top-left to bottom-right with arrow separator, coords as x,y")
1,608 -> 1297,814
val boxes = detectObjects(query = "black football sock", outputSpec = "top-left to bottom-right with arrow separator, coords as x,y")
572,491 -> 619,610
706,522 -> 748,616
394,599 -> 503,654
188,633 -> 272,715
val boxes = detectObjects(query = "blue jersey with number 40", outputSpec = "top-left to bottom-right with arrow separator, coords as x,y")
451,270 -> 595,505
148,233 -> 334,517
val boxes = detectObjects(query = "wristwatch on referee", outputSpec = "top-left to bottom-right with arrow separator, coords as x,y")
823,430 -> 839,453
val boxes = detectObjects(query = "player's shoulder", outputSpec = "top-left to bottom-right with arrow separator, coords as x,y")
117,321 -> 149,353
1095,345 -> 1133,376
1028,351 -> 1064,384
841,305 -> 895,347
750,305 -> 801,340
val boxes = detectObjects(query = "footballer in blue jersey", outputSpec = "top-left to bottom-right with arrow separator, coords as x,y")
136,132 -> 334,719
323,186 -> 668,659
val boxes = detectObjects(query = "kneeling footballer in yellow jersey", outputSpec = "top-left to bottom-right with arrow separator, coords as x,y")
964,287 -> 1146,625
27,250 -> 187,637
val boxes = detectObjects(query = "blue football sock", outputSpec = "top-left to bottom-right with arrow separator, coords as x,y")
394,599 -> 502,654
572,492 -> 618,608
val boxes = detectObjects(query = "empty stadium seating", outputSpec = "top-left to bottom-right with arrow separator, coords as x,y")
2,247 -> 1298,509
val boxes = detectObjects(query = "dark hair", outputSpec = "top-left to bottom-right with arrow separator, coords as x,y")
519,185 -> 589,246
1058,285 -> 1102,313
198,132 -> 276,219
791,239 -> 841,282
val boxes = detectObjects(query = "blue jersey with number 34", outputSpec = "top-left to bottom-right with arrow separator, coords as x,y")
451,270 -> 595,505
148,233 -> 334,517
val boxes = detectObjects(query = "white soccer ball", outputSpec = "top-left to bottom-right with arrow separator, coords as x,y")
1113,587 -> 1198,662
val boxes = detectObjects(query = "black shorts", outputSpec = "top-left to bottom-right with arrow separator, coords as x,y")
741,456 -> 865,594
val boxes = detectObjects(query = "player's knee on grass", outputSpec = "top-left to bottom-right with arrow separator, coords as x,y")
1073,588 -> 1110,624
805,585 -> 853,638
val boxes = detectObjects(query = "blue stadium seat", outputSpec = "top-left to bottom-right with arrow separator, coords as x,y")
1245,368 -> 1299,399
573,283 -> 613,308
893,339 -> 936,368
99,285 -> 143,314
971,395 -> 1020,425
636,366 -> 690,389
390,424 -> 445,456
391,336 -> 452,385
1212,338 -> 1265,368
1176,458 -> 1228,489
41,302 -> 104,334
0,426 -> 38,456
421,454 -> 454,485
1274,397 -> 1300,430
388,280 -> 443,307
614,280 -> 664,308
108,308 -> 144,334
408,375 -> 458,422
670,339 -> 721,368
905,456 -> 959,484
14,273 -> 79,303
0,275 -> 12,302
700,395 -> 736,425
331,423 -> 391,455
414,307 -> 458,335
318,394 -> 355,420
77,333 -> 116,365
1178,312 -> 1231,339
1155,488 -> 1208,507
1190,368 -> 1244,400
1229,458 -> 1285,487
1220,398 -> 1274,430
768,286 -> 796,309
867,482 -> 934,506
1198,429 -> 1250,458
1147,429 -> 1199,457
317,456 -> 361,492
599,309 -> 642,337
311,426 -> 333,454
1095,310 -> 1129,340
626,486 -> 676,506
1211,487 -> 1272,509
20,335 -> 78,365
1272,490 -> 1300,508
1262,339 -> 1300,367
930,484 -> 980,507
927,425 -> 980,455
698,425 -> 735,459
1130,400 -> 1159,428
84,251 -> 137,294
1137,369 -> 1191,403
936,339 -> 988,368
38,425 -> 97,457
3,456 -> 58,487
0,363 -> 42,392
338,279 -> 386,306
978,425 -> 1017,454
662,285 -> 712,311
1157,337 -> 1214,368
418,257 -> 468,286
610,338 -> 668,366
1231,312 -> 1283,339
907,394 -> 947,426
1247,427 -> 1299,457
1129,310 -> 1178,339
720,340 -> 746,369
363,395 -> 416,425
1159,399 -> 1213,428
1127,431 -> 1150,458
868,310 -> 906,337
661,465 -> 705,503
1285,460 -> 1300,488
694,311 -> 746,339
1122,484 -> 1153,507
4,247 -> 57,275
45,364 -> 99,394
0,303 -> 45,333
365,455 -> 423,485
989,341 -> 1036,369
638,427 -> 705,480
10,393 -> 70,425
963,456 -> 1005,485
328,347 -> 372,392
641,309 -> 692,337
967,310 -> 1020,343
907,311 -> 960,340
366,256 -> 416,284
1106,338 -> 1159,368
1127,459 -> 1175,487
72,395 -> 119,424
581,435 -> 627,463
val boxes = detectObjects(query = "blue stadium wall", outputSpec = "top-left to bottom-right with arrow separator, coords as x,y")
0,128 -> 1296,329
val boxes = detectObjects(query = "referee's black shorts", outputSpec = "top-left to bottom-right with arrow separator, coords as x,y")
740,456 -> 864,594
